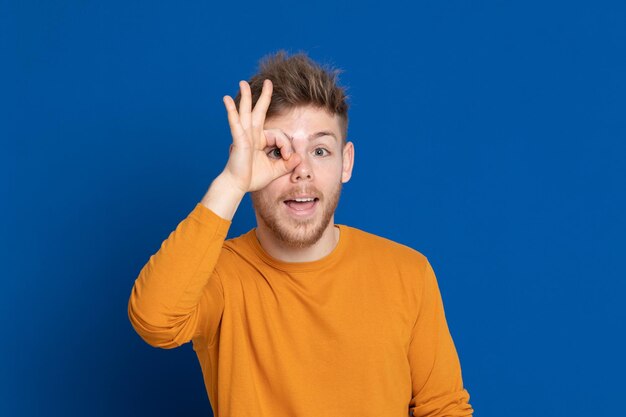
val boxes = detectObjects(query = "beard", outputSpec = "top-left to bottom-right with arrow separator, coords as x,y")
251,181 -> 342,249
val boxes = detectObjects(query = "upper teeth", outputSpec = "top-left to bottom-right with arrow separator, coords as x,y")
294,198 -> 314,202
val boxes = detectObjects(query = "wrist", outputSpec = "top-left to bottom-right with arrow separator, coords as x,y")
200,173 -> 246,220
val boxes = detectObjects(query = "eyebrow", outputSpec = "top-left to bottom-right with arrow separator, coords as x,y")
309,131 -> 337,141
281,130 -> 337,141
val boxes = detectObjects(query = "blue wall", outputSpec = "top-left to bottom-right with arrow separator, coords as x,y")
2,1 -> 625,416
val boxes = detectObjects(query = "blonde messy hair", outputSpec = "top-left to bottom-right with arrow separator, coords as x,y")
235,50 -> 349,141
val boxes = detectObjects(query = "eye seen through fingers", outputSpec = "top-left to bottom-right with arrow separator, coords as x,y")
267,146 -> 330,160
267,148 -> 282,159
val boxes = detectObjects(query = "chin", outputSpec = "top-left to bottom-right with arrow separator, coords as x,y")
271,218 -> 330,248
252,184 -> 342,249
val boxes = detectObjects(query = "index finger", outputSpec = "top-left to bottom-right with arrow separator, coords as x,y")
251,79 -> 273,129
264,128 -> 293,159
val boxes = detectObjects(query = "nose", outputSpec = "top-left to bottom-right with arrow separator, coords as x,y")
290,154 -> 313,182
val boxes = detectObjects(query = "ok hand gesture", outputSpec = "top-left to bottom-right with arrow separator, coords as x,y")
221,79 -> 300,194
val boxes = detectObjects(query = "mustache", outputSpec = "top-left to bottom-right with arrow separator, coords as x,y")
278,186 -> 323,201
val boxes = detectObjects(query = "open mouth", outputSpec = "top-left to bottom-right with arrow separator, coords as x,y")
283,197 -> 319,211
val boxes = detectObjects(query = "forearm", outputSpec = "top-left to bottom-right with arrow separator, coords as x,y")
128,202 -> 230,347
200,173 -> 246,221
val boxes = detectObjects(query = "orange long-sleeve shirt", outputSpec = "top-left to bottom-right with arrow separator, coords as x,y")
128,203 -> 472,417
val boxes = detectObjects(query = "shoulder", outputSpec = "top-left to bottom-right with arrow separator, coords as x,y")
222,230 -> 251,250
220,229 -> 258,260
341,225 -> 429,268
211,230 -> 265,283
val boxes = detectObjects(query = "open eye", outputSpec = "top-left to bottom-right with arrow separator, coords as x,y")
313,148 -> 329,157
267,148 -> 282,159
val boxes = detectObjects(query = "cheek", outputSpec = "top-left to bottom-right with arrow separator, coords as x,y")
315,166 -> 344,186
312,154 -> 343,170
260,176 -> 290,198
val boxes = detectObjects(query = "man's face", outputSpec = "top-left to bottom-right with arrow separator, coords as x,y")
251,105 -> 354,248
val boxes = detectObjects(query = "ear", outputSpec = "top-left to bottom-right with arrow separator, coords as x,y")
341,141 -> 355,183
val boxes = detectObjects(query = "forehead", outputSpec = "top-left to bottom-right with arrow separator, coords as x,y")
264,106 -> 342,140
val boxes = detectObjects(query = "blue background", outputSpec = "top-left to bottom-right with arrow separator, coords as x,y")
2,0 -> 625,416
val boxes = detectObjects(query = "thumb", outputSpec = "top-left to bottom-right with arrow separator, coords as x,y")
274,153 -> 301,177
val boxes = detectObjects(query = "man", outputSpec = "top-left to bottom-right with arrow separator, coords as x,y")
128,51 -> 473,417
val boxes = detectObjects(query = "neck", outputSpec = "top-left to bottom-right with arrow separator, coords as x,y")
255,219 -> 340,263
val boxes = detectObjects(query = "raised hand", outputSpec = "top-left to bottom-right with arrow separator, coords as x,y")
200,79 -> 300,220
221,79 -> 301,194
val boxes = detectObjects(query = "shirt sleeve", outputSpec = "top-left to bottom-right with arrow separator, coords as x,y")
407,259 -> 473,417
128,203 -> 230,349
